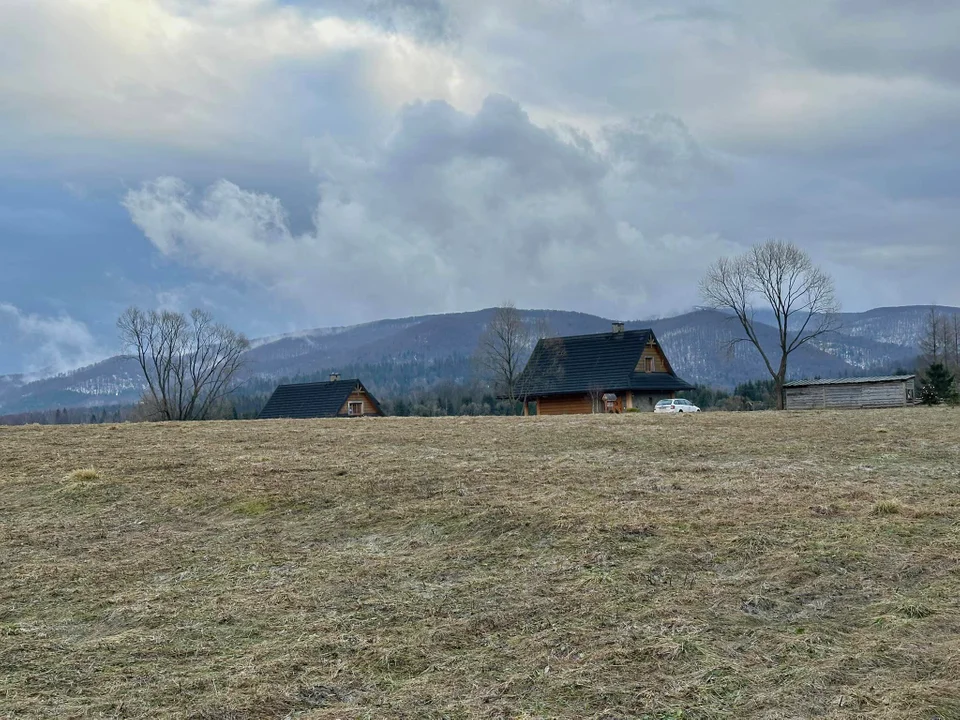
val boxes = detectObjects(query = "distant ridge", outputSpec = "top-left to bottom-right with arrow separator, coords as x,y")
1,304 -> 952,415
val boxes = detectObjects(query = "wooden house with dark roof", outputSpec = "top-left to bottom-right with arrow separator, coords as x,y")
258,374 -> 384,419
516,323 -> 694,415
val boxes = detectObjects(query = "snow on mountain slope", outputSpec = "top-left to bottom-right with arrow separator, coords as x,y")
0,305 -> 941,415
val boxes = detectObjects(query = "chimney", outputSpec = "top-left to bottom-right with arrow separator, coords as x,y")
329,372 -> 341,382
612,321 -> 625,334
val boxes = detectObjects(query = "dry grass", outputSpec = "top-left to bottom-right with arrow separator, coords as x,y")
65,467 -> 102,482
871,499 -> 903,516
1,409 -> 959,719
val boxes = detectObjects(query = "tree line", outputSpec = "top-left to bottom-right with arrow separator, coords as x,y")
0,405 -> 133,426
0,378 -> 781,426
918,307 -> 960,405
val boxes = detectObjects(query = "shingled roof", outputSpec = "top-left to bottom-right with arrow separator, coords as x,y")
784,375 -> 915,388
258,379 -> 383,419
517,329 -> 694,397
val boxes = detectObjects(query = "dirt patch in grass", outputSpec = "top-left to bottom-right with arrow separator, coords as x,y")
1,409 -> 959,718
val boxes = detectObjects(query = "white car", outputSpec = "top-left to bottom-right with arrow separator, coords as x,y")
654,398 -> 701,414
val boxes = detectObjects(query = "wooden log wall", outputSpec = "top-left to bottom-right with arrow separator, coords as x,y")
537,394 -> 595,415
785,381 -> 911,410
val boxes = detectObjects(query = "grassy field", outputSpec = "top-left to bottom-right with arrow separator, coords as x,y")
2,410 -> 959,719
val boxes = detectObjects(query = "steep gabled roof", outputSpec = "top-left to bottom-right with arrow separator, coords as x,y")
517,329 -> 694,397
258,379 -> 382,419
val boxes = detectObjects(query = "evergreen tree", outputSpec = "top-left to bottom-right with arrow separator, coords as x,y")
679,385 -> 731,410
921,363 -> 958,405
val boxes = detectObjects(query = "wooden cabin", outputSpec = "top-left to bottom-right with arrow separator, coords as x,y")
783,375 -> 916,410
515,323 -> 694,415
258,374 -> 384,419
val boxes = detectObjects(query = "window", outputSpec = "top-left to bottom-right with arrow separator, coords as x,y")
644,356 -> 654,372
527,400 -> 538,416
348,401 -> 363,416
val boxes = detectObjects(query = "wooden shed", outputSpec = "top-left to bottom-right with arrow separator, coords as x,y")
783,375 -> 916,410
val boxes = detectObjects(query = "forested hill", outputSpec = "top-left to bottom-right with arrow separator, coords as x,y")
1,305 -> 950,415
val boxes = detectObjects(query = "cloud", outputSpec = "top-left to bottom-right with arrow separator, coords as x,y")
0,304 -> 105,378
427,0 -> 960,154
780,0 -> 960,86
8,0 -> 954,163
601,114 -> 719,187
0,0 -> 484,155
124,95 -> 741,322
4,0 -> 960,369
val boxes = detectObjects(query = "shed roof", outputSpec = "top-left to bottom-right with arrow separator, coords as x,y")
783,375 -> 915,388
516,329 -> 694,397
258,379 -> 382,419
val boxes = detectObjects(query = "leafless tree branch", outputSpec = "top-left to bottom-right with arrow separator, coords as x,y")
474,303 -> 552,411
118,307 -> 250,421
700,239 -> 841,409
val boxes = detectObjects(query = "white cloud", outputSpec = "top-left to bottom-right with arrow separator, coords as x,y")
0,304 -> 105,378
0,0 -> 485,153
124,95 -> 742,322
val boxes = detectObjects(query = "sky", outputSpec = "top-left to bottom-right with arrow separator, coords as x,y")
1,0 -> 959,376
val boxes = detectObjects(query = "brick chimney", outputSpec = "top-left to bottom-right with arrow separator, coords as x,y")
612,322 -> 625,334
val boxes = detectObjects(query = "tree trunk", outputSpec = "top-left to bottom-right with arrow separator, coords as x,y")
775,358 -> 788,410
773,378 -> 783,410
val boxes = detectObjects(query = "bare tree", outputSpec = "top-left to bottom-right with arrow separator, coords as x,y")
919,306 -> 951,366
952,314 -> 960,372
475,303 -> 550,410
118,307 -> 250,421
587,383 -> 605,414
919,307 -> 960,375
700,239 -> 840,410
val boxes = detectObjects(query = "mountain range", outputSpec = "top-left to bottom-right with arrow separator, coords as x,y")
0,305 -> 950,416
